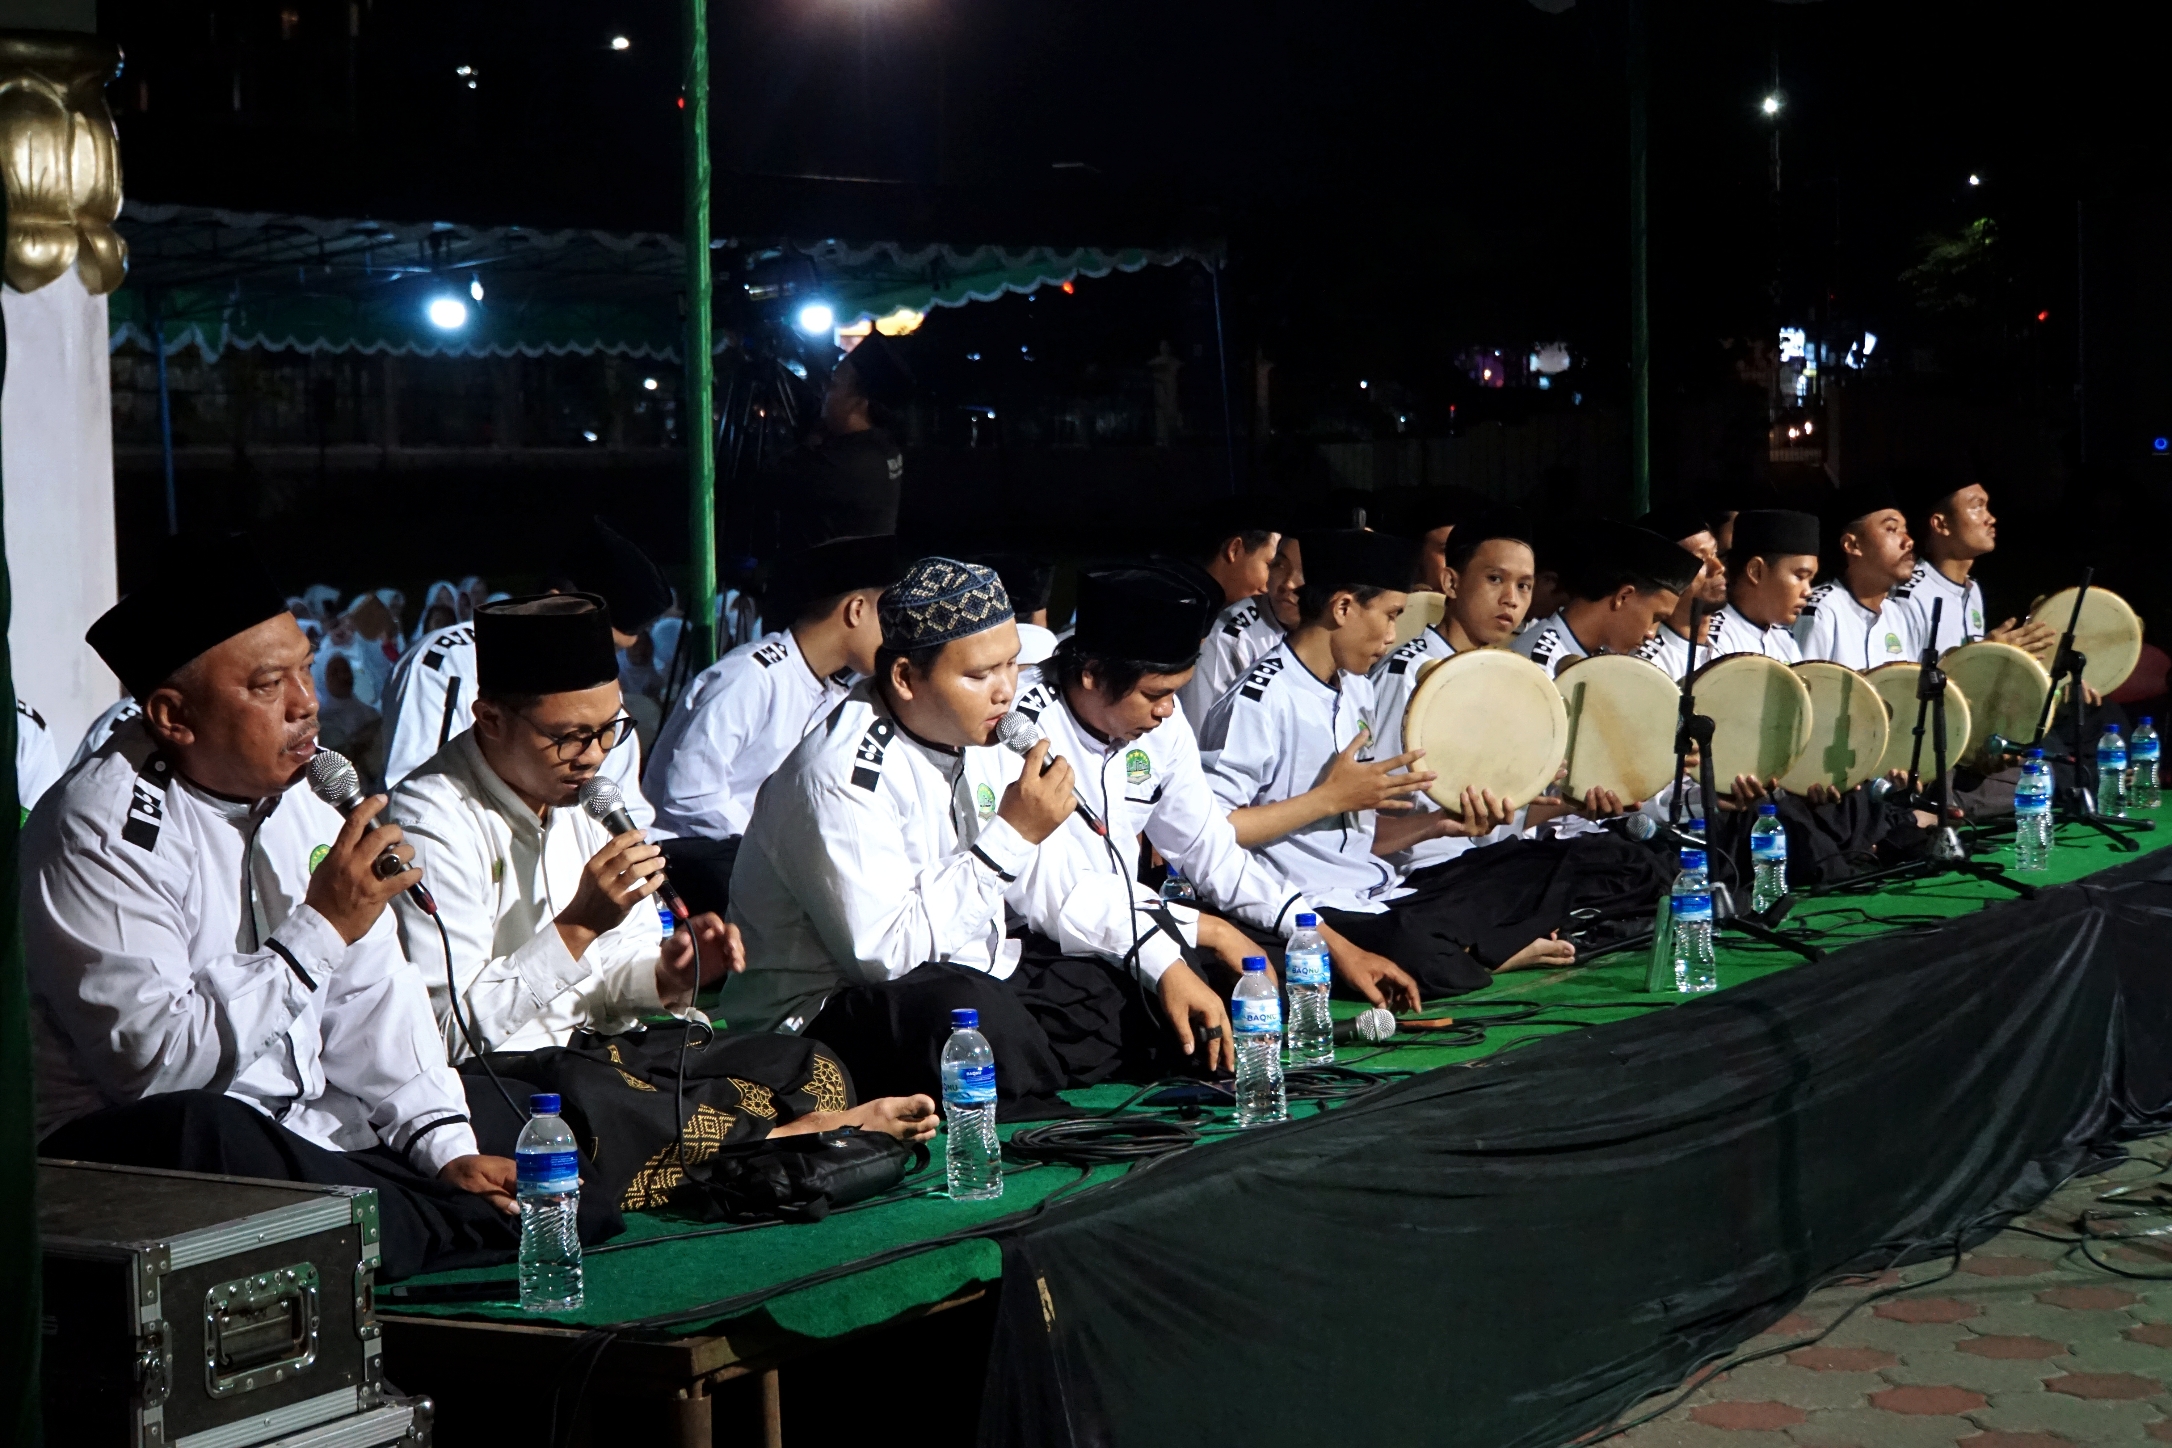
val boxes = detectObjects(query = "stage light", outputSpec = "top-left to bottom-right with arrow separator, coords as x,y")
1968,173 -> 1982,187
469,276 -> 484,302
610,35 -> 631,50
1761,93 -> 1782,116
583,430 -> 599,442
1359,379 -> 1369,390
795,302 -> 835,336
426,297 -> 468,330
643,376 -> 659,391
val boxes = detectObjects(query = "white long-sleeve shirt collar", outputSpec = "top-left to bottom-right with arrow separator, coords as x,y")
723,682 -> 1032,1034
1892,560 -> 1987,654
389,731 -> 667,1060
1793,582 -> 1920,671
1510,610 -> 1593,679
22,720 -> 477,1173
1709,603 -> 1804,663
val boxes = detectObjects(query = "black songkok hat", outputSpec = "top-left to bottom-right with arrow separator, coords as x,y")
1072,567 -> 1216,666
1300,529 -> 1421,596
1560,521 -> 1701,599
1444,507 -> 1536,570
89,533 -> 292,700
475,594 -> 620,697
879,557 -> 1013,651
794,534 -> 902,607
1634,505 -> 1714,547
556,520 -> 673,633
1730,509 -> 1822,562
1179,494 -> 1288,561
970,552 -> 1056,615
842,335 -> 916,409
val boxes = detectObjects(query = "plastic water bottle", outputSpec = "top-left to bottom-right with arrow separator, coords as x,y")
516,1094 -> 583,1312
1159,866 -> 1199,905
941,1008 -> 1002,1201
1670,848 -> 1717,994
1283,912 -> 1334,1067
1750,804 -> 1788,912
2013,749 -> 2053,871
2097,724 -> 2129,818
1232,958 -> 1287,1128
2133,718 -> 2161,809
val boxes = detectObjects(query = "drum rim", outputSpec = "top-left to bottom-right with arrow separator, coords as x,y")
1404,646 -> 1568,816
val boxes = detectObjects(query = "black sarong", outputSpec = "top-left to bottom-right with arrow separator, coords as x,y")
1705,789 -> 1929,891
40,1090 -> 518,1281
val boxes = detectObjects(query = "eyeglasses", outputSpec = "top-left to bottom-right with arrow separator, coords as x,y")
512,708 -> 637,762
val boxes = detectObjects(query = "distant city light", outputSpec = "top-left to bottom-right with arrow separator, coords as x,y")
1359,379 -> 1369,390
1968,173 -> 1982,187
2037,309 -> 2050,322
455,65 -> 473,77
795,302 -> 835,336
966,351 -> 982,361
610,35 -> 631,51
2157,437 -> 2170,454
426,297 -> 468,330
1537,375 -> 1551,390
643,376 -> 659,391
1788,427 -> 1801,440
1803,420 -> 1814,435
468,276 -> 484,302
583,430 -> 599,443
1760,94 -> 1782,116
1778,326 -> 1807,362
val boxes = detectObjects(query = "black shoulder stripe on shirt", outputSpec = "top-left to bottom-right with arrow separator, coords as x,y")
422,650 -> 444,671
753,640 -> 790,668
850,717 -> 895,790
1238,654 -> 1287,702
265,937 -> 316,991
122,755 -> 171,851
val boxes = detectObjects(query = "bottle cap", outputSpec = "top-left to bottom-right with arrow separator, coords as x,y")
1242,956 -> 1268,972
530,1093 -> 561,1115
1295,912 -> 1318,929
2027,748 -> 2045,760
1680,848 -> 1707,871
1758,803 -> 1778,816
950,1008 -> 980,1030
2145,717 -> 2156,726
2110,724 -> 2124,734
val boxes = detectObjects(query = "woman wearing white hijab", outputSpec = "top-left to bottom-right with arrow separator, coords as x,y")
315,604 -> 391,707
417,581 -> 460,638
457,576 -> 488,623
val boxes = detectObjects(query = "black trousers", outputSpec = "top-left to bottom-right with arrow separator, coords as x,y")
658,834 -> 742,919
804,939 -> 1173,1121
40,1090 -> 519,1281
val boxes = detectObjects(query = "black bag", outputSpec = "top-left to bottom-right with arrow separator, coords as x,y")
671,1130 -> 925,1223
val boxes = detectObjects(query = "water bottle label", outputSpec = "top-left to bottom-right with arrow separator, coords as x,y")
517,1149 -> 579,1191
1673,892 -> 1713,924
2100,748 -> 2128,770
1233,996 -> 1283,1036
2136,742 -> 2161,762
1752,834 -> 1787,861
945,1063 -> 997,1106
2015,794 -> 2051,816
1285,949 -> 1331,986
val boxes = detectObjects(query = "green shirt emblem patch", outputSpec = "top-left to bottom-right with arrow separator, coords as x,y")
975,782 -> 997,819
308,844 -> 330,874
1125,749 -> 1152,785
1884,632 -> 1903,655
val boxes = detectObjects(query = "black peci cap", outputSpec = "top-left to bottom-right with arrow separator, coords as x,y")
1072,567 -> 1216,665
1559,521 -> 1702,600
968,552 -> 1056,616
1299,529 -> 1421,596
88,532 -> 292,700
777,533 -> 902,620
1634,505 -> 1714,547
475,594 -> 620,697
1730,509 -> 1822,562
1443,507 -> 1536,571
556,519 -> 673,634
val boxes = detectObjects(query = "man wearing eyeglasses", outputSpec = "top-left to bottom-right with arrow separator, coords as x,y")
389,594 -> 743,1060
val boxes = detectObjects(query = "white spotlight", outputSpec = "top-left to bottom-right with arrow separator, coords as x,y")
427,297 -> 468,330
468,276 -> 484,302
643,377 -> 659,391
1761,94 -> 1782,116
610,35 -> 631,51
796,302 -> 835,336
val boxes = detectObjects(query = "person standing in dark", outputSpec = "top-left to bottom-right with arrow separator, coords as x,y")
773,335 -> 914,555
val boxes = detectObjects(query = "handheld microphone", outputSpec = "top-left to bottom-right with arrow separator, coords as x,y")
994,712 -> 1108,838
1333,1006 -> 1397,1045
1609,812 -> 1704,853
577,777 -> 688,921
306,750 -> 436,915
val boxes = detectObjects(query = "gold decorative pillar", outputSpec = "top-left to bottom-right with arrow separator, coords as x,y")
1,29 -> 123,745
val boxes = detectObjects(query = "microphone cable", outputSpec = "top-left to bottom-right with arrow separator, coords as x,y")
433,912 -> 525,1132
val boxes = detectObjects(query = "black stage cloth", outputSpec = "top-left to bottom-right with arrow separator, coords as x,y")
980,849 -> 2172,1447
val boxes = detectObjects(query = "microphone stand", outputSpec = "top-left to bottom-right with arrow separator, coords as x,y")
2027,566 -> 2150,849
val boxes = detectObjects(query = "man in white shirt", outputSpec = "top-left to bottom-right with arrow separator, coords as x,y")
646,536 -> 897,912
1632,507 -> 1727,682
724,558 -> 1082,1110
28,535 -> 516,1278
1512,520 -> 1700,679
1707,510 -> 1821,663
14,697 -> 61,816
1201,530 -> 1571,999
379,519 -> 665,827
1171,500 -> 1285,723
1892,475 -> 2055,658
1794,483 -> 1922,671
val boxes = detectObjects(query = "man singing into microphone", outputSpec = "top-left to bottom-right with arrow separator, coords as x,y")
723,557 -> 1084,1110
24,534 -> 517,1280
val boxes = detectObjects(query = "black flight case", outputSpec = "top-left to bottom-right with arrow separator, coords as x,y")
39,1159 -> 432,1448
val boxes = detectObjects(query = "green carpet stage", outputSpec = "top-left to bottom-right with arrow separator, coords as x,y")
380,819 -> 2171,1444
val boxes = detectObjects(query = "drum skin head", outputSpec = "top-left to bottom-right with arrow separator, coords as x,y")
2029,587 -> 2143,695
1941,641 -> 2051,764
1782,661 -> 1891,794
1402,648 -> 1568,816
1865,662 -> 1972,781
1394,592 -> 1448,647
1693,653 -> 1814,794
1556,653 -> 1681,804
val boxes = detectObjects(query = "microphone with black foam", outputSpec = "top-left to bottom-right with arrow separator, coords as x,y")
577,777 -> 688,921
1607,812 -> 1705,853
306,749 -> 436,915
994,712 -> 1108,838
1333,1006 -> 1397,1046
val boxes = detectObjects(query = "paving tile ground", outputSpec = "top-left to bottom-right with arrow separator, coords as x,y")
1603,1138 -> 2172,1448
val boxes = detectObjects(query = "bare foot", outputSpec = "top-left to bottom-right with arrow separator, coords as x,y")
1495,933 -> 1577,972
770,1094 -> 940,1143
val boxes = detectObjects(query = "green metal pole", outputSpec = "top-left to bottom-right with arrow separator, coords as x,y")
684,0 -> 718,670
1627,0 -> 1652,517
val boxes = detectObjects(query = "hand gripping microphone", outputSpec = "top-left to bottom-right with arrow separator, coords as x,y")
306,750 -> 436,915
1333,1006 -> 1397,1045
994,712 -> 1108,837
577,777 -> 689,921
